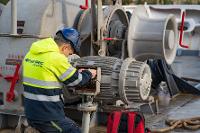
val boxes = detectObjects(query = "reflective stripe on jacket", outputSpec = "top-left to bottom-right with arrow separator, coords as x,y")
23,38 -> 92,121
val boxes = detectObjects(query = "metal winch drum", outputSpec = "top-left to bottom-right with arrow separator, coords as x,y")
128,6 -> 178,64
70,56 -> 152,104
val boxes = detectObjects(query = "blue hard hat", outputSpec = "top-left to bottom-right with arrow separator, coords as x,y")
56,28 -> 81,53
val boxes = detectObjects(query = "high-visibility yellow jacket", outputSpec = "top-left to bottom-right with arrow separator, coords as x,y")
23,38 -> 92,121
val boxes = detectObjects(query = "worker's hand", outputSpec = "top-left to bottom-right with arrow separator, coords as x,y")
78,68 -> 85,72
88,69 -> 97,79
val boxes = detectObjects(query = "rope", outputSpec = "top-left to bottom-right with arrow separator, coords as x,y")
151,116 -> 200,133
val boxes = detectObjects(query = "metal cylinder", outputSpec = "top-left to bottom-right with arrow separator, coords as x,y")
11,0 -> 17,35
81,112 -> 90,133
128,6 -> 178,65
73,56 -> 152,104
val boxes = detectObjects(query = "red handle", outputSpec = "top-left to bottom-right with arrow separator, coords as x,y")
80,0 -> 88,10
6,64 -> 20,102
103,37 -> 115,41
179,12 -> 189,48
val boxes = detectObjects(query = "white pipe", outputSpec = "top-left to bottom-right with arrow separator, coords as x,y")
82,112 -> 90,133
97,0 -> 106,56
11,0 -> 17,35
97,0 -> 102,42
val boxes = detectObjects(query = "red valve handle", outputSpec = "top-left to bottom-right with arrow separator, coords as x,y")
103,37 -> 123,41
103,38 -> 115,41
179,11 -> 189,48
6,64 -> 20,102
80,0 -> 88,10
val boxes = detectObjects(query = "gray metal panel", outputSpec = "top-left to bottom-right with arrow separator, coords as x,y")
147,5 -> 200,51
0,37 -> 36,111
0,0 -> 50,35
0,0 -> 86,36
177,49 -> 200,56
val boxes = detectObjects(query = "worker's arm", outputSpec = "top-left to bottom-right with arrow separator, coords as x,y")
62,69 -> 92,87
50,54 -> 95,87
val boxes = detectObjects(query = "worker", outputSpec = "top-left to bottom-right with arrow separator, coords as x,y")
22,27 -> 96,133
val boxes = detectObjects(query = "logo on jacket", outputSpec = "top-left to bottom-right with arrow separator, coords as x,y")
25,58 -> 44,67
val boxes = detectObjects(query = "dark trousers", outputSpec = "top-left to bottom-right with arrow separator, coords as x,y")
28,117 -> 81,133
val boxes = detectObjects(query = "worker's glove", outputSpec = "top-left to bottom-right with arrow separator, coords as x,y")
88,69 -> 97,79
79,69 -> 97,79
68,54 -> 80,64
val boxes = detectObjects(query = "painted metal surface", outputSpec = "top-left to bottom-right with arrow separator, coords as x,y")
124,5 -> 200,53
127,5 -> 178,65
0,37 -> 35,112
0,0 -> 86,36
0,4 -> 3,14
